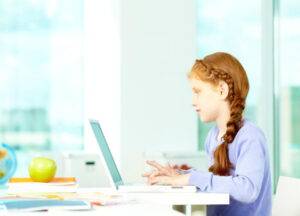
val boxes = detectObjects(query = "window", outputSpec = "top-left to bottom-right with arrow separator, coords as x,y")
0,0 -> 84,175
277,0 -> 300,179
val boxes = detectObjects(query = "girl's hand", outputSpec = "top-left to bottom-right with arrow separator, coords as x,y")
141,160 -> 183,179
148,173 -> 192,186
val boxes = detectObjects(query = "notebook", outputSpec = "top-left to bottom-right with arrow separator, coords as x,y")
0,199 -> 91,212
89,119 -> 197,193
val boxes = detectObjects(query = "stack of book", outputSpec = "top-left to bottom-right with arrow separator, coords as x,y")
7,177 -> 78,194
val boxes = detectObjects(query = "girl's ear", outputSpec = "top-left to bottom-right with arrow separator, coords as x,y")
218,81 -> 229,100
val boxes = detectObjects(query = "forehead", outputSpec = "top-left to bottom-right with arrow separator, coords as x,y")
190,78 -> 206,88
190,78 -> 217,91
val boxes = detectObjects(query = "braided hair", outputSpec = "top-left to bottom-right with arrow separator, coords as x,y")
188,52 -> 249,176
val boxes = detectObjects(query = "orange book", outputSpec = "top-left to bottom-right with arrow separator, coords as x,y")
7,177 -> 78,193
9,177 -> 76,184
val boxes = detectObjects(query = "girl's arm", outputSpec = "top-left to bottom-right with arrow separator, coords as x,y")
189,131 -> 267,204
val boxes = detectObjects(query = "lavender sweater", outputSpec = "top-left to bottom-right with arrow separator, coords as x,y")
184,119 -> 272,216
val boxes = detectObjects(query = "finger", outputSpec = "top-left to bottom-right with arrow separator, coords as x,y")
166,162 -> 172,169
146,176 -> 156,185
149,170 -> 161,179
147,177 -> 152,185
146,160 -> 165,170
141,170 -> 155,177
150,176 -> 168,185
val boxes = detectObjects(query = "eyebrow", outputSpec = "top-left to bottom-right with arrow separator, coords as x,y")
192,87 -> 200,91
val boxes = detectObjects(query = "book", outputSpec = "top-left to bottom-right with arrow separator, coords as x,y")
7,177 -> 78,194
9,177 -> 76,184
0,199 -> 92,212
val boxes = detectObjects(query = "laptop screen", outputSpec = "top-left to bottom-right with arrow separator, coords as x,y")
89,119 -> 124,188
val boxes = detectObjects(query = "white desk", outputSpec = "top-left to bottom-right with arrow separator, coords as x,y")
6,204 -> 186,216
1,187 -> 230,216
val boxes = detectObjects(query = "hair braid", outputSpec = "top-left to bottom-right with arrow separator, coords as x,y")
207,66 -> 245,176
211,70 -> 246,175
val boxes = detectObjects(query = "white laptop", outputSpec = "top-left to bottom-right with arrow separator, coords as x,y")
89,119 -> 197,193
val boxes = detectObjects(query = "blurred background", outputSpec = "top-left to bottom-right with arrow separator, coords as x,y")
0,0 -> 299,194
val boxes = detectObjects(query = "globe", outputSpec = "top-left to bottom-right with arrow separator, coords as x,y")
0,143 -> 17,184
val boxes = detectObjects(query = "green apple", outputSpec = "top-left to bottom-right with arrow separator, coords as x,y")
29,157 -> 57,183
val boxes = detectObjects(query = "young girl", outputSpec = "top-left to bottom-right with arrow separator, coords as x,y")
142,52 -> 272,216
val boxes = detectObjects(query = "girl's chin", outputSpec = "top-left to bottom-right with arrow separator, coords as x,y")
199,114 -> 214,123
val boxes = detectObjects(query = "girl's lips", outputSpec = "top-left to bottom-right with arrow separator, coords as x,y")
196,110 -> 200,112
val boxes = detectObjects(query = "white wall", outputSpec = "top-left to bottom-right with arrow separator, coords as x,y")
120,0 -> 198,182
84,0 -> 121,165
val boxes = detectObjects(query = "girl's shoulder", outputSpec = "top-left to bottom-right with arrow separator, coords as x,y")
238,118 -> 265,138
234,118 -> 267,151
205,119 -> 264,141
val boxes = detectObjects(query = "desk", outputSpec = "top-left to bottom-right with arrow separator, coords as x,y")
1,187 -> 230,216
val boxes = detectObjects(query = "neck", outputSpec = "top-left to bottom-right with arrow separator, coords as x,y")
216,102 -> 231,141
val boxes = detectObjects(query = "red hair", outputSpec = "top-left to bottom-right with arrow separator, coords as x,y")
188,52 -> 249,176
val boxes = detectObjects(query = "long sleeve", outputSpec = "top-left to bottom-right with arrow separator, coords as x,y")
188,128 -> 267,204
182,168 -> 195,174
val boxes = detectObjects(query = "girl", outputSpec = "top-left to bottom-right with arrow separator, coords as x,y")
142,52 -> 272,216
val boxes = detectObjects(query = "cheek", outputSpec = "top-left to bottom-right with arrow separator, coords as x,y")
197,93 -> 210,108
198,93 -> 220,121
196,95 -> 205,107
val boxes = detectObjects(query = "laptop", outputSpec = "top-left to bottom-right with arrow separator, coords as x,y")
89,119 -> 197,193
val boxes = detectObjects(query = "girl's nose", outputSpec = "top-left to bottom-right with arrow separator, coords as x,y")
192,97 -> 197,107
